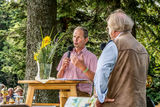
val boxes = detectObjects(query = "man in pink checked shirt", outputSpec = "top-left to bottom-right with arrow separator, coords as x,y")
57,26 -> 97,96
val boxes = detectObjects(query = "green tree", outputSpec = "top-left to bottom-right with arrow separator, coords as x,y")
0,0 -> 159,104
0,0 -> 26,87
26,0 -> 58,103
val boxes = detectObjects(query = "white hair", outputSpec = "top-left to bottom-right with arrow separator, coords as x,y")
107,9 -> 134,32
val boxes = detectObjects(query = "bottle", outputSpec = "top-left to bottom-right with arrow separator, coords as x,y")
1,87 -> 8,104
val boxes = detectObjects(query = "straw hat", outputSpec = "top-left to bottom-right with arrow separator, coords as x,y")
14,86 -> 23,93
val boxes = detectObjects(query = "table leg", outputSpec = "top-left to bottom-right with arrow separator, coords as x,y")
59,85 -> 77,107
59,90 -> 69,107
70,86 -> 77,96
26,85 -> 35,107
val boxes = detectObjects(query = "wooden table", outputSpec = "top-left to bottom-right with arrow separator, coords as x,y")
18,79 -> 89,107
0,104 -> 29,107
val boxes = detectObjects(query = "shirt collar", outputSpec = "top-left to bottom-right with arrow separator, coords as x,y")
73,47 -> 87,55
115,32 -> 124,39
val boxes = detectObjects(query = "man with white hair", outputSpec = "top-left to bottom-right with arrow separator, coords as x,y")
94,9 -> 149,107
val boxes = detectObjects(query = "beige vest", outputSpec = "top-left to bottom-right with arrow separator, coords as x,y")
103,32 -> 149,107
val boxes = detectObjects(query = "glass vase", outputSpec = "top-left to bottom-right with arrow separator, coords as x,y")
36,61 -> 52,80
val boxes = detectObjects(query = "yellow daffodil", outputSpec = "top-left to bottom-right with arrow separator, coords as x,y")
41,36 -> 51,49
34,52 -> 39,61
33,31 -> 63,64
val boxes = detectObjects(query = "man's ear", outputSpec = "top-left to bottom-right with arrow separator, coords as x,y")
112,31 -> 118,39
85,37 -> 88,44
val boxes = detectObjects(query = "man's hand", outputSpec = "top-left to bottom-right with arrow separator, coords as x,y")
57,57 -> 70,78
70,54 -> 85,71
70,54 -> 95,81
104,98 -> 115,102
61,57 -> 70,70
96,98 -> 115,107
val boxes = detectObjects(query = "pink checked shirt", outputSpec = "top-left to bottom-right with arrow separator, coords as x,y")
57,47 -> 97,95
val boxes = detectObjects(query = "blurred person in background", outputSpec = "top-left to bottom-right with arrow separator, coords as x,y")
6,88 -> 15,102
0,84 -> 5,91
14,88 -> 23,96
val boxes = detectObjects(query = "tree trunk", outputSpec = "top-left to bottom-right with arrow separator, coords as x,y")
25,0 -> 58,103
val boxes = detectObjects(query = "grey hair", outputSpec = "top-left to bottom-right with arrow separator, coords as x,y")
73,26 -> 88,38
8,88 -> 14,91
106,9 -> 134,32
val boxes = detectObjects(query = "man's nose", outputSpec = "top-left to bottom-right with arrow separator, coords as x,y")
75,37 -> 78,42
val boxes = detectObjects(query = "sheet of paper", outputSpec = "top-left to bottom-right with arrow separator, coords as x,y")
56,78 -> 88,81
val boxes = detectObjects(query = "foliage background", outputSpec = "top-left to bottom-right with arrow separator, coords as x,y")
0,0 -> 159,105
